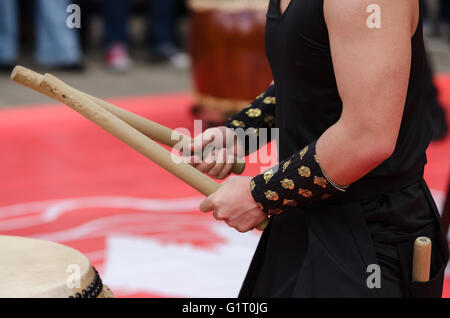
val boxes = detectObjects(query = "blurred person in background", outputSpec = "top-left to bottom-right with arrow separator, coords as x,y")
422,1 -> 449,140
103,0 -> 189,71
426,56 -> 448,140
425,0 -> 450,39
443,0 -> 450,41
425,0 -> 441,36
0,0 -> 83,72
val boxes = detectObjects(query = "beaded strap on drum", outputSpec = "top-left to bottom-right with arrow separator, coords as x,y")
69,267 -> 113,298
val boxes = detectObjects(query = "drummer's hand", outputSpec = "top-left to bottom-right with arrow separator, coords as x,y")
199,176 -> 267,233
187,126 -> 244,179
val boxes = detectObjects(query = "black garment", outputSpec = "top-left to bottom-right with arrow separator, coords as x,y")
239,0 -> 448,298
225,84 -> 277,156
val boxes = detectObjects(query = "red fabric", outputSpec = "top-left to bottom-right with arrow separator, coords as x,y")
0,79 -> 448,297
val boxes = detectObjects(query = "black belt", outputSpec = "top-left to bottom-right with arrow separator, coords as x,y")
325,168 -> 423,204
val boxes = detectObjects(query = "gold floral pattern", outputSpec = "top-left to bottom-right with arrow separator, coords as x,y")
280,178 -> 295,190
264,115 -> 275,128
314,154 -> 319,163
246,137 -> 343,215
282,160 -> 291,173
264,170 -> 274,184
263,96 -> 276,104
256,202 -> 264,211
268,209 -> 284,215
298,166 -> 311,178
250,180 -> 256,191
265,190 -> 279,201
300,146 -> 309,160
298,188 -> 313,198
283,199 -> 297,207
249,128 -> 259,136
246,108 -> 262,118
314,177 -> 328,188
231,120 -> 245,128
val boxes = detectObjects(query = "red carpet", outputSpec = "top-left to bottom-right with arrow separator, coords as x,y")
0,75 -> 449,297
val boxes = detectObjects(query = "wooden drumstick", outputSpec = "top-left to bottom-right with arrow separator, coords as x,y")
17,71 -> 267,231
412,236 -> 432,282
83,94 -> 245,175
39,73 -> 221,195
10,66 -> 245,175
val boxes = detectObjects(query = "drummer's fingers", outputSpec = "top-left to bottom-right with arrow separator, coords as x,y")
189,134 -> 213,153
207,149 -> 227,178
195,152 -> 216,173
213,208 -> 227,221
226,215 -> 252,233
199,195 -> 215,213
185,154 -> 201,166
216,162 -> 234,180
214,152 -> 235,179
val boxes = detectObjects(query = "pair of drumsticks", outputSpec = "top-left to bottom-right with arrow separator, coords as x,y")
10,66 -> 268,231
11,66 -> 431,283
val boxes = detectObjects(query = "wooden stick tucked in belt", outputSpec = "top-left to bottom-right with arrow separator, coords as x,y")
412,236 -> 432,282
10,66 -> 245,175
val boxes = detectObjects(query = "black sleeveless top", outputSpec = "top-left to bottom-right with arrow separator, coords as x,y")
266,0 -> 430,176
239,0 -> 447,297
265,0 -> 437,234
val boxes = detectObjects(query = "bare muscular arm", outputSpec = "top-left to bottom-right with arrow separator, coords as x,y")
317,0 -> 419,186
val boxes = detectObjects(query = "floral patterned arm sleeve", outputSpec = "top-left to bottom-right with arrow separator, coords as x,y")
224,84 -> 277,155
250,140 -> 348,215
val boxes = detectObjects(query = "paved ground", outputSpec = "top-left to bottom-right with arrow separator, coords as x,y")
0,51 -> 192,108
426,36 -> 450,72
0,36 -> 449,108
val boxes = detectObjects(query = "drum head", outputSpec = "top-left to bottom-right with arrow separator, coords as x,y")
0,236 -> 92,298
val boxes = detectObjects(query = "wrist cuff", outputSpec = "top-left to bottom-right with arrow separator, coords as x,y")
250,140 -> 346,215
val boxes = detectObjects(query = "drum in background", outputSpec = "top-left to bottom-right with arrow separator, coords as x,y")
188,0 -> 273,125
0,236 -> 113,298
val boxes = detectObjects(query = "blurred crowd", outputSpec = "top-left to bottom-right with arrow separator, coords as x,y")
0,0 -> 449,74
425,0 -> 450,38
0,0 -> 188,73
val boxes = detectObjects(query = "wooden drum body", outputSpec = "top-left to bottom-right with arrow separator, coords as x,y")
189,0 -> 273,124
